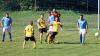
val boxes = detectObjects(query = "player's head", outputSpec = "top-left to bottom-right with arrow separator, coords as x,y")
5,12 -> 9,17
80,15 -> 83,19
29,20 -> 33,25
40,14 -> 44,19
48,11 -> 51,16
50,11 -> 53,15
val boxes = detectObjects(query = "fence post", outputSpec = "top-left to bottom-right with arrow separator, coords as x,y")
34,0 -> 37,11
98,0 -> 100,30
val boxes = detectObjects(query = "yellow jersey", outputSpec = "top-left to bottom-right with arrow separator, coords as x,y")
25,25 -> 34,37
37,18 -> 46,28
52,21 -> 61,32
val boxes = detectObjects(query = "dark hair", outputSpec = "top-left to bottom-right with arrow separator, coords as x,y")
5,12 -> 9,15
80,15 -> 83,17
29,20 -> 33,25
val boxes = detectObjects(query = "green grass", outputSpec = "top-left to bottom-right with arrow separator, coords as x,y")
0,10 -> 100,56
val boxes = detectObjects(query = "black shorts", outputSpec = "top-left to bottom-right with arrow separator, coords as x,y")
39,28 -> 47,33
25,36 -> 36,41
51,32 -> 58,37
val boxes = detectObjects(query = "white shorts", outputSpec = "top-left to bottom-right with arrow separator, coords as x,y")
47,26 -> 53,32
3,26 -> 11,32
79,29 -> 86,35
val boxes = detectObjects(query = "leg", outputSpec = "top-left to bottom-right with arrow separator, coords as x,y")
51,32 -> 57,44
82,34 -> 85,44
80,34 -> 82,44
2,32 -> 5,42
47,34 -> 52,44
81,29 -> 86,44
23,37 -> 28,49
40,33 -> 43,43
7,27 -> 12,41
23,40 -> 26,49
30,37 -> 36,48
8,32 -> 12,41
45,33 -> 49,42
33,41 -> 36,48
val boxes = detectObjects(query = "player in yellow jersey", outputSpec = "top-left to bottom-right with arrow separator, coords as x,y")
37,14 -> 47,43
23,20 -> 36,49
48,17 -> 62,44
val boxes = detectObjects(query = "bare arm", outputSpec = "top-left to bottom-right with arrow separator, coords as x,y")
86,21 -> 88,33
77,21 -> 79,30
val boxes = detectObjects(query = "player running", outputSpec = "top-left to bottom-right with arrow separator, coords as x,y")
37,14 -> 47,43
23,20 -> 36,49
77,15 -> 88,45
45,11 -> 55,42
1,13 -> 12,42
48,17 -> 62,44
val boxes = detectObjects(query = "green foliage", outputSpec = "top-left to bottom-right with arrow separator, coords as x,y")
0,0 -> 98,12
0,0 -> 21,11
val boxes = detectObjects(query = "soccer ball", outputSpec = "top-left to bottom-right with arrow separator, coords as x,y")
95,32 -> 99,37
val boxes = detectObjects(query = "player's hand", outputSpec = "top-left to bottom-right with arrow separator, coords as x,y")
85,29 -> 87,34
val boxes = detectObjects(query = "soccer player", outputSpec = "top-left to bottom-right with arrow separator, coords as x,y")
77,15 -> 88,45
23,20 -> 36,49
48,11 -> 55,23
52,9 -> 61,22
45,11 -> 55,42
37,14 -> 47,43
1,13 -> 12,42
48,17 -> 62,44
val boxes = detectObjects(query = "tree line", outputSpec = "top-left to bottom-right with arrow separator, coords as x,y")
0,0 -> 98,12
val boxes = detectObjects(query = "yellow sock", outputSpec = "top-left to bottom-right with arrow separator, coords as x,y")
40,33 -> 43,43
33,42 -> 36,48
23,41 -> 26,49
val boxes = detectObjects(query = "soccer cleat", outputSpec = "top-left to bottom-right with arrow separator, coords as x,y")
23,45 -> 25,49
10,40 -> 12,42
2,40 -> 4,42
33,45 -> 36,49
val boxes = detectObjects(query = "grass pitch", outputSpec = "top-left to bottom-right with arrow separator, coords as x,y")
0,11 -> 99,56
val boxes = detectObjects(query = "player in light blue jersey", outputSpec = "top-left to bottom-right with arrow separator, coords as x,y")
77,15 -> 88,45
1,13 -> 12,42
48,11 -> 55,23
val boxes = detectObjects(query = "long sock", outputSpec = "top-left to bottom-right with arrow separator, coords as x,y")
45,34 -> 48,42
80,34 -> 82,44
82,35 -> 85,44
33,42 -> 36,48
2,32 -> 5,41
8,32 -> 12,41
23,41 -> 26,49
40,33 -> 43,43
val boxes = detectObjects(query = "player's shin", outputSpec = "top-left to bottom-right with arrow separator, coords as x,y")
40,33 -> 43,43
33,42 -> 36,48
80,34 -> 82,44
23,41 -> 26,49
8,32 -> 12,41
82,34 -> 85,44
2,32 -> 5,42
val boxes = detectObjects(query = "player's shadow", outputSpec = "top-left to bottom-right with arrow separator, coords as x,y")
56,42 -> 100,44
38,47 -> 62,49
56,42 -> 80,44
67,29 -> 78,31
